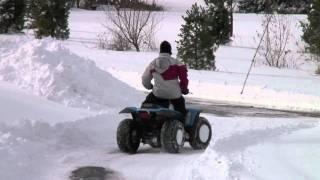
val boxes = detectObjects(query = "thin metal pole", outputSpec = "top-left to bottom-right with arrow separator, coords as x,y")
240,15 -> 273,95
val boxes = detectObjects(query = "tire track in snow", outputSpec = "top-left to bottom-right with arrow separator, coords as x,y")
213,123 -> 316,154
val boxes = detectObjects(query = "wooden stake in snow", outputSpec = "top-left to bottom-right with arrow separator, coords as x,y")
240,15 -> 272,95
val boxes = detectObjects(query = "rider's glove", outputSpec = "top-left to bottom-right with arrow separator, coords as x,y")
181,88 -> 189,95
148,84 -> 153,90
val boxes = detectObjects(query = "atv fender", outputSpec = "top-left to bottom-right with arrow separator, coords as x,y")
185,108 -> 202,128
119,107 -> 138,114
119,107 -> 139,119
119,107 -> 182,120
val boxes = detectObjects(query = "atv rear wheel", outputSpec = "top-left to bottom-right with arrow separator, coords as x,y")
160,120 -> 185,153
117,119 -> 141,154
189,117 -> 212,150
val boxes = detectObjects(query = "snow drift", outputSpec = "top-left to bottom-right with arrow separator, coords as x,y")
0,37 -> 143,110
0,113 -> 120,180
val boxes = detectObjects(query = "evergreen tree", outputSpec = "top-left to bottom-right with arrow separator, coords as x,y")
0,0 -> 25,33
238,0 -> 268,13
277,0 -> 311,14
302,0 -> 320,58
176,3 -> 217,70
13,0 -> 25,31
0,0 -> 15,33
176,0 -> 233,70
205,0 -> 233,44
238,0 -> 311,14
30,0 -> 70,39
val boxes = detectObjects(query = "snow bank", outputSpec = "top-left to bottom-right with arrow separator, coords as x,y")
0,37 -> 143,110
0,113 -> 119,180
0,80 -> 94,126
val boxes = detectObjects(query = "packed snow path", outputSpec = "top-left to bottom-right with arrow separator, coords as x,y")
187,98 -> 320,118
67,101 -> 319,180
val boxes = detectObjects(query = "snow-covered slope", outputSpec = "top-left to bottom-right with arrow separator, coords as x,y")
0,36 -> 143,110
0,8 -> 320,180
0,80 -> 93,125
0,36 -> 143,180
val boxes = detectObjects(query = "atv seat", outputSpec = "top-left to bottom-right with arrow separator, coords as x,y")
141,103 -> 166,109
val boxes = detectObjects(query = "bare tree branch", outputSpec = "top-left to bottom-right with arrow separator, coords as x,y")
257,14 -> 297,68
102,0 -> 160,51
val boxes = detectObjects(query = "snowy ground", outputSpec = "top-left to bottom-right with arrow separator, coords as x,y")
0,3 -> 320,180
66,10 -> 320,112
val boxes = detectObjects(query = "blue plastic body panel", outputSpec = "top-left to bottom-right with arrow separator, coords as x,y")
185,108 -> 202,128
119,107 -> 183,120
119,107 -> 202,127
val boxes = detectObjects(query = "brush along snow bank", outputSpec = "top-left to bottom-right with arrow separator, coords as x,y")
0,37 -> 143,110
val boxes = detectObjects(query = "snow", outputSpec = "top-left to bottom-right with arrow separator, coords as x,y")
0,36 -> 143,111
0,80 -> 93,125
0,7 -> 320,180
188,115 -> 318,180
66,11 -> 320,112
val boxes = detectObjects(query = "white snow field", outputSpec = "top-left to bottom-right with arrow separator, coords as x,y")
0,1 -> 320,179
0,36 -> 142,110
67,10 -> 320,112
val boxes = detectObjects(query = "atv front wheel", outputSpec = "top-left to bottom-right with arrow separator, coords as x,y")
160,120 -> 185,153
117,119 -> 141,154
189,117 -> 212,150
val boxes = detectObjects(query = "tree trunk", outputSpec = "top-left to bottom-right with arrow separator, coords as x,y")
230,0 -> 233,37
133,43 -> 140,52
76,0 -> 80,8
316,63 -> 320,75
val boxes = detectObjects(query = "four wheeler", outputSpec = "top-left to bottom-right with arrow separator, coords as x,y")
116,104 -> 212,154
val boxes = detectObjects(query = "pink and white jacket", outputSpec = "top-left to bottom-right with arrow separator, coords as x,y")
142,53 -> 189,99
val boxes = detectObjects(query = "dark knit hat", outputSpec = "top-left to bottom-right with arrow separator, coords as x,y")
160,41 -> 172,55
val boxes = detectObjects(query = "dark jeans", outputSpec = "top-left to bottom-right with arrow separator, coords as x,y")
142,92 -> 187,117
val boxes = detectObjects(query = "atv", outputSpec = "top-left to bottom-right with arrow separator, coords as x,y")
116,104 -> 212,154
